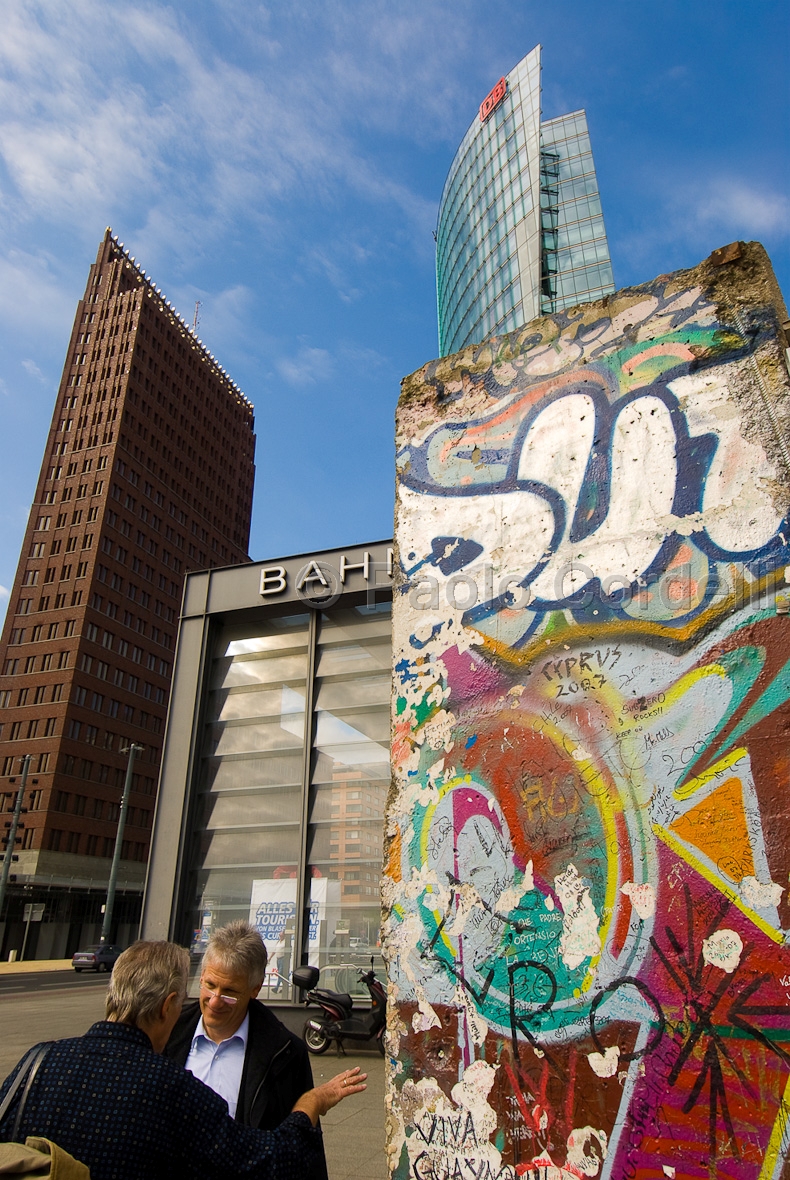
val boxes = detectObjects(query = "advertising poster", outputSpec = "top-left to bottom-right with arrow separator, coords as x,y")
249,876 -> 342,982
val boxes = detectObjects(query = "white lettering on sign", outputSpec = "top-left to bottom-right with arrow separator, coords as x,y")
340,552 -> 371,582
258,551 -> 394,599
259,566 -> 287,596
296,560 -> 330,590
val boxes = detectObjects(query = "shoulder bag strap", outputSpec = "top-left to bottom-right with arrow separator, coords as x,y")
0,1043 -> 53,1141
0,1047 -> 40,1126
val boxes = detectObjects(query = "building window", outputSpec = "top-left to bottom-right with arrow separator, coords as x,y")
36,753 -> 49,773
52,683 -> 64,702
85,725 -> 99,745
66,830 -> 80,854
67,720 -> 81,740
47,829 -> 63,852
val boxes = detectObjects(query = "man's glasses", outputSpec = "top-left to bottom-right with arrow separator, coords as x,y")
200,982 -> 239,1005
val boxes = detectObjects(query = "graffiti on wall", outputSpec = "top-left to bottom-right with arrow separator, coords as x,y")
385,244 -> 790,1179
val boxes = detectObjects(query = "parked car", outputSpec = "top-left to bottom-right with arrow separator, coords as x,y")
72,944 -> 123,973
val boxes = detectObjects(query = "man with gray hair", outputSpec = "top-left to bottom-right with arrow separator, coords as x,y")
0,940 -> 365,1180
164,920 -> 322,1165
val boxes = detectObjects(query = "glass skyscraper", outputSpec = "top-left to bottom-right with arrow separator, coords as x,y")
436,45 -> 614,356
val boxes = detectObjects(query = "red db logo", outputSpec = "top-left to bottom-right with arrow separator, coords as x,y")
479,77 -> 506,122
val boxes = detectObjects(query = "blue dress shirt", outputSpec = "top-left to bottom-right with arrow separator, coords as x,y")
185,1012 -> 249,1118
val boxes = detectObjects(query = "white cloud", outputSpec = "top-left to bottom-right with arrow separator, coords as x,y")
0,0 -> 450,267
0,584 -> 9,601
693,179 -> 789,238
276,346 -> 334,387
0,249 -> 73,336
21,359 -> 46,382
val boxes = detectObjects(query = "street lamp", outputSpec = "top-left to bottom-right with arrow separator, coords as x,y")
0,754 -> 31,922
100,743 -> 143,945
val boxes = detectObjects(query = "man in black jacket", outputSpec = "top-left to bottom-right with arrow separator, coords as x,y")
164,920 -> 326,1176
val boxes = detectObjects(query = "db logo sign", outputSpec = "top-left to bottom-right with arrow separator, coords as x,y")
479,77 -> 506,122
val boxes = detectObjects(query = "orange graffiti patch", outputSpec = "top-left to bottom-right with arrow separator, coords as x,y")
669,776 -> 755,882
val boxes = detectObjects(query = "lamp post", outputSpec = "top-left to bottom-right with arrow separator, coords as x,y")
100,743 -> 143,945
0,754 -> 31,922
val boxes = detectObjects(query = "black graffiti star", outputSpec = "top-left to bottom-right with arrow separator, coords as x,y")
650,884 -> 789,1164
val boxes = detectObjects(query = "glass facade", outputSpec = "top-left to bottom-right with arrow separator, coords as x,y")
180,598 -> 390,1001
436,45 -> 614,356
539,111 -> 614,313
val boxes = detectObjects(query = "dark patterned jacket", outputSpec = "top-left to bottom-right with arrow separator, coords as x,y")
0,1022 -> 324,1180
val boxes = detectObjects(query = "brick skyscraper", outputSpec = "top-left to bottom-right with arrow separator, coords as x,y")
0,230 -> 255,958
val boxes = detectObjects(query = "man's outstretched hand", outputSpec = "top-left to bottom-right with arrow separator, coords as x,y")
293,1067 -> 368,1126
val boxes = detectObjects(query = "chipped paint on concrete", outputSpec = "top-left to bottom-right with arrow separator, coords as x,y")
554,864 -> 602,970
386,244 -> 790,1177
621,881 -> 656,920
702,928 -> 744,973
587,1045 -> 621,1078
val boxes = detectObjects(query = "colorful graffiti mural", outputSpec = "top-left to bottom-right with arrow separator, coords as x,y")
385,243 -> 790,1178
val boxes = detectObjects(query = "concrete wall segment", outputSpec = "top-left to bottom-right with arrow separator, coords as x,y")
386,242 -> 790,1178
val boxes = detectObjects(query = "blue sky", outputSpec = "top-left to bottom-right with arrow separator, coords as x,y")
0,0 -> 786,614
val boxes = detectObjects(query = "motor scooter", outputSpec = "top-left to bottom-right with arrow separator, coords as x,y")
293,960 -> 386,1056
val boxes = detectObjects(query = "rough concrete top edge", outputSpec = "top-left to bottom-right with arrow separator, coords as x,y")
399,241 -> 788,408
